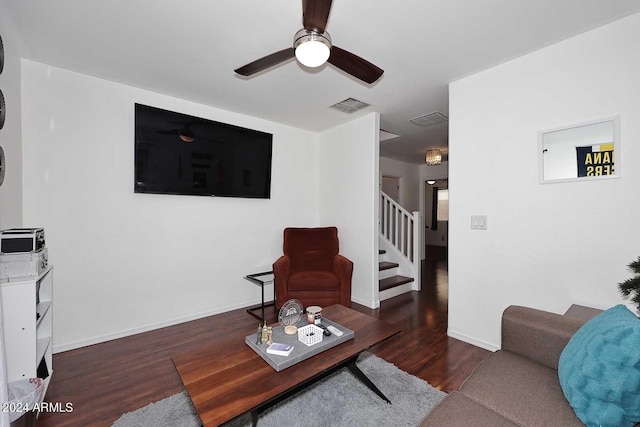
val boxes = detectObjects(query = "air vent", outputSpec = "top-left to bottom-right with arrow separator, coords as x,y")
410,111 -> 448,127
330,97 -> 370,114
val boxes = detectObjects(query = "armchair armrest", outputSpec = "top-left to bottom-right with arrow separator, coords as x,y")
273,255 -> 291,309
501,305 -> 586,370
332,255 -> 353,307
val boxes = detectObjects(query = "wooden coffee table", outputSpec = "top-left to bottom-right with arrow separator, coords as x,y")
172,304 -> 401,426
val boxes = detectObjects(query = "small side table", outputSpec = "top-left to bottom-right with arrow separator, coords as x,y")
244,271 -> 275,321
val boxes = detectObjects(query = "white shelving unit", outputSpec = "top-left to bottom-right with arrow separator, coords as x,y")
0,265 -> 53,398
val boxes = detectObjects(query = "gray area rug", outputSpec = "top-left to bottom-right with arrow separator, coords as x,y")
112,352 -> 446,427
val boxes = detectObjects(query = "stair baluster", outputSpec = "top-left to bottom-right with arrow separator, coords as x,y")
379,191 -> 422,299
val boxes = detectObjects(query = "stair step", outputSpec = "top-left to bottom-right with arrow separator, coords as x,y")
379,261 -> 399,271
379,275 -> 414,291
379,249 -> 386,255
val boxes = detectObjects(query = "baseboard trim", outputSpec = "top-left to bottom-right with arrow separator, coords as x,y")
53,299 -> 265,353
447,330 -> 500,352
351,296 -> 380,309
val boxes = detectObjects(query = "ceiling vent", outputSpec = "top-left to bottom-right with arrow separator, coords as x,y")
330,97 -> 370,114
410,111 -> 448,127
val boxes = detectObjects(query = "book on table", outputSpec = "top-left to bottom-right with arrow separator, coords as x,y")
266,343 -> 294,356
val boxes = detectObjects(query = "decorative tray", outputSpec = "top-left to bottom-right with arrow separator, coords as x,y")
245,318 -> 354,372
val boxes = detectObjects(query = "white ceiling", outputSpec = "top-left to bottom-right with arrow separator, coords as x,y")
2,1 -> 640,164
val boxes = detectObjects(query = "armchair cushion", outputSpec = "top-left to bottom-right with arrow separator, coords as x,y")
288,271 -> 339,291
284,227 -> 338,271
558,304 -> 640,427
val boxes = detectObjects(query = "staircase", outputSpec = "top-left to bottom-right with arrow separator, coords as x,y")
379,191 -> 422,301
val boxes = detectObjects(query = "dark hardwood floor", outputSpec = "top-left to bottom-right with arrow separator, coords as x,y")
37,260 -> 491,427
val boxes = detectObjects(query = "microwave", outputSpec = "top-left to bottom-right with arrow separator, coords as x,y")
0,228 -> 45,254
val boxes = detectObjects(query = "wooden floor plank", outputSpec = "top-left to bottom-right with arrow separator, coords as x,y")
37,260 -> 491,426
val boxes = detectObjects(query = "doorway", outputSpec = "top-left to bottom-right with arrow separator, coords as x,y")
424,179 -> 448,261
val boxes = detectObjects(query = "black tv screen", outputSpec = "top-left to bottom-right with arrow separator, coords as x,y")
134,104 -> 272,198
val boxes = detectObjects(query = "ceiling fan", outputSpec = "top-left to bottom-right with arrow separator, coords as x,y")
234,0 -> 383,84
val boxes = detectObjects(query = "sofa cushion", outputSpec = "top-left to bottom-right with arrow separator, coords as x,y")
460,350 -> 583,427
558,304 -> 640,427
419,392 -> 520,427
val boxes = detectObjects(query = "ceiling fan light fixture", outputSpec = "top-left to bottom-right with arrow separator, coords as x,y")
179,128 -> 195,143
294,29 -> 331,68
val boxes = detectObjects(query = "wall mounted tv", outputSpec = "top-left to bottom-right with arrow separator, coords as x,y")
134,104 -> 273,198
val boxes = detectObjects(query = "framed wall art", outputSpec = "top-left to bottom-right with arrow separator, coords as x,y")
539,116 -> 620,184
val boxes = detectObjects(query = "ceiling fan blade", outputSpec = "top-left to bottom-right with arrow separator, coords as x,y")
234,48 -> 295,76
302,0 -> 332,33
328,46 -> 384,84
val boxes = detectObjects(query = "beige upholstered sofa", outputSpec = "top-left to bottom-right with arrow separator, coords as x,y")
420,305 -> 591,426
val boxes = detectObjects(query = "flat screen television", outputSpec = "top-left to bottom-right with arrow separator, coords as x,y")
134,104 -> 273,198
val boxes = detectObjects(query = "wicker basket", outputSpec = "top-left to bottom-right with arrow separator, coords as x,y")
297,324 -> 324,346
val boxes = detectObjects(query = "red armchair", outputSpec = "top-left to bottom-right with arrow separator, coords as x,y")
273,227 -> 353,309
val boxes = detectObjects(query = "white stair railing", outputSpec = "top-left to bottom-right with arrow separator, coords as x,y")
379,191 -> 421,288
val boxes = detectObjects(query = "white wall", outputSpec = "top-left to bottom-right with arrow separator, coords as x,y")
379,157 -> 420,212
319,113 -> 380,308
419,162 -> 448,184
21,60 -> 321,351
0,21 -> 23,229
448,13 -> 640,350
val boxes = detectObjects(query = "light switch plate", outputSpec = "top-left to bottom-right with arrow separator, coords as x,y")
471,215 -> 487,230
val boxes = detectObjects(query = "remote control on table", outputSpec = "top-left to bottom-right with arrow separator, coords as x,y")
326,325 -> 343,336
317,324 -> 331,336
